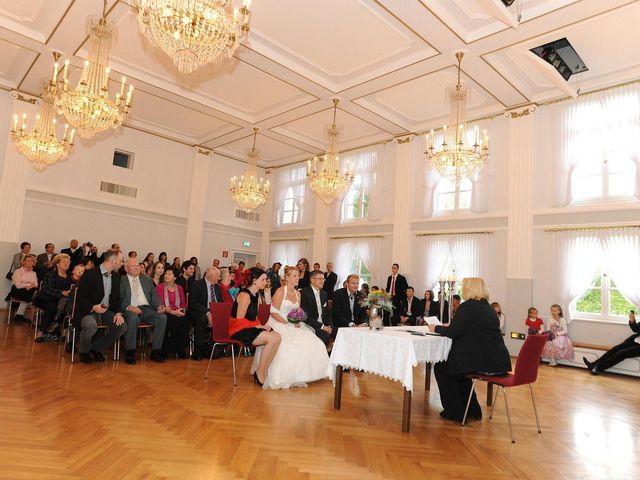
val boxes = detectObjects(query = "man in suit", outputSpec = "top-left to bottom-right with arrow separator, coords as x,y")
583,311 -> 640,374
394,286 -> 423,326
323,262 -> 338,300
73,250 -> 127,364
385,263 -> 408,326
120,257 -> 167,364
331,274 -> 368,330
300,270 -> 333,347
187,267 -> 222,360
61,239 -> 84,271
36,243 -> 56,281
176,261 -> 196,301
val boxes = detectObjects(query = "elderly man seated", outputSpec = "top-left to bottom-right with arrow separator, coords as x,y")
120,257 -> 167,364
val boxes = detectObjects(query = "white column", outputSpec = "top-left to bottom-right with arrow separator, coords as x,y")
311,200 -> 329,267
259,179 -> 272,266
0,91 -> 39,243
506,106 -> 536,279
183,146 -> 211,260
391,134 -> 415,276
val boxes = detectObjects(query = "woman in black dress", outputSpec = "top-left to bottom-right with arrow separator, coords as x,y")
429,277 -> 511,422
296,258 -> 311,289
228,269 -> 281,386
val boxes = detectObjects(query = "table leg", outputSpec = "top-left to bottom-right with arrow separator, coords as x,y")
402,388 -> 412,433
424,363 -> 431,390
487,382 -> 493,406
334,365 -> 343,410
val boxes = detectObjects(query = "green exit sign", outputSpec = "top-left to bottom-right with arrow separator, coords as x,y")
243,241 -> 251,247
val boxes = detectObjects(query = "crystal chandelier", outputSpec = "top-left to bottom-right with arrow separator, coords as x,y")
135,0 -> 252,75
307,99 -> 355,205
230,127 -> 269,212
57,0 -> 132,139
425,52 -> 489,179
11,65 -> 75,171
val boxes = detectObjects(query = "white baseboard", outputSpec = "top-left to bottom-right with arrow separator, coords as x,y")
544,346 -> 640,378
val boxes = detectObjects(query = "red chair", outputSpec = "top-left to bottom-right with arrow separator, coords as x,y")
461,334 -> 547,443
204,302 -> 244,385
258,303 -> 270,325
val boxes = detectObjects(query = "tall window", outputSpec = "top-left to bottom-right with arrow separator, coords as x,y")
435,177 -> 472,213
279,187 -> 300,225
572,151 -> 636,202
575,270 -> 636,321
350,254 -> 372,287
341,175 -> 369,221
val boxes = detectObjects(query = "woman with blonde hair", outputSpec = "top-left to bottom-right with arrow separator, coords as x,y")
34,253 -> 73,342
428,277 -> 511,422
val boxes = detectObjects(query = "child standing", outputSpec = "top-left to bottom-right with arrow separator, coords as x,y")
542,304 -> 575,366
525,307 -> 544,334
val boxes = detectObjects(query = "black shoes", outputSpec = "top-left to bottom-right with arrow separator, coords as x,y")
177,351 -> 188,359
253,372 -> 264,387
125,350 -> 137,365
582,357 -> 594,369
91,351 -> 106,362
191,351 -> 202,361
79,353 -> 92,364
150,350 -> 165,363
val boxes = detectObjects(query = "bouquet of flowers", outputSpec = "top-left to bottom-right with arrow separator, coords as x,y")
286,307 -> 307,324
360,290 -> 394,314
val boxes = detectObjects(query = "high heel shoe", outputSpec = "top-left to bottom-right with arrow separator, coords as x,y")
253,372 -> 264,387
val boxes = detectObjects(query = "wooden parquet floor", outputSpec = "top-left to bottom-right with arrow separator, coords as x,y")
1,319 -> 639,480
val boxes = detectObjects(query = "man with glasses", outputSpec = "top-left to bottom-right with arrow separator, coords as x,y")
300,270 -> 333,348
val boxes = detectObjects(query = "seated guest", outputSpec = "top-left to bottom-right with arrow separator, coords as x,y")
157,252 -> 169,271
583,311 -> 640,375
491,302 -> 506,331
10,241 -> 31,274
313,262 -> 321,272
429,277 -> 511,422
360,283 -> 370,298
120,257 -> 167,364
262,277 -> 273,304
212,258 -> 220,268
82,243 -> 99,266
73,250 -> 127,364
83,258 -> 95,270
36,243 -> 56,281
218,268 -> 235,303
61,239 -> 83,271
396,286 -> 423,326
525,307 -> 544,334
190,256 -> 202,280
34,254 -> 73,342
156,269 -> 187,359
300,270 -> 333,347
332,274 -> 368,329
323,262 -> 337,300
171,257 -> 182,276
142,252 -> 154,268
144,263 -> 154,278
297,258 -> 311,289
175,261 -> 195,300
542,304 -> 574,367
266,262 -> 282,293
187,267 -> 222,360
98,243 -> 120,264
228,269 -> 281,386
9,254 -> 38,322
450,294 -> 461,322
150,261 -> 165,286
234,261 -> 245,281
422,289 -> 440,319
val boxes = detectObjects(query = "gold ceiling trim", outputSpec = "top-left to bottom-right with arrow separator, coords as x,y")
416,231 -> 494,237
478,56 -> 531,104
371,0 -> 440,52
330,234 -> 385,240
544,225 -> 640,233
45,0 -> 77,44
270,237 -> 311,242
504,105 -> 537,119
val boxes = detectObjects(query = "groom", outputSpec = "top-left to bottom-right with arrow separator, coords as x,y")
300,269 -> 333,347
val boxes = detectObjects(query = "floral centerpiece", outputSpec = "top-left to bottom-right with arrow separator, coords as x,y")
360,290 -> 393,331
287,307 -> 307,324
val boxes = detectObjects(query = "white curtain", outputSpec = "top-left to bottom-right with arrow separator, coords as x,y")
469,119 -> 492,213
269,240 -> 305,268
355,237 -> 382,287
333,239 -> 357,289
272,165 -> 309,227
599,229 -> 640,309
416,133 -> 442,218
552,232 -> 602,323
417,236 -> 450,292
451,234 -> 488,280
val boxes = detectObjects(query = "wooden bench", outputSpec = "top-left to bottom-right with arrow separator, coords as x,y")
545,342 -> 640,377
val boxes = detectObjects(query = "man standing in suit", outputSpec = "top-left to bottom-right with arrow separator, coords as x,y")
187,267 -> 222,360
332,274 -> 368,330
300,270 -> 333,347
323,262 -> 338,300
36,243 -> 56,281
386,263 -> 408,325
394,286 -> 423,326
73,250 -> 127,364
61,239 -> 83,271
120,257 -> 167,364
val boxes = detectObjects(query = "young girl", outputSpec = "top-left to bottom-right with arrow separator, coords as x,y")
491,302 -> 505,331
525,307 -> 544,334
542,304 -> 575,366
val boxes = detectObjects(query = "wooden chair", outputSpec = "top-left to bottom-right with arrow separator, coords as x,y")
204,302 -> 244,385
462,334 -> 548,443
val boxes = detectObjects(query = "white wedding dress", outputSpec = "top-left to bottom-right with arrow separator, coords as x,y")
251,286 -> 329,389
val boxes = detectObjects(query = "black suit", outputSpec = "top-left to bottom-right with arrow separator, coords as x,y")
322,271 -> 338,299
386,274 -> 408,300
300,286 -> 332,346
331,288 -> 367,330
73,266 -> 127,354
187,279 -> 222,355
61,247 -> 83,270
590,320 -> 640,372
433,299 -> 511,420
393,296 -> 423,326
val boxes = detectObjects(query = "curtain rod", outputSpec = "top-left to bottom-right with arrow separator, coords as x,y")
415,230 -> 494,237
269,237 -> 310,242
330,234 -> 386,239
544,225 -> 640,233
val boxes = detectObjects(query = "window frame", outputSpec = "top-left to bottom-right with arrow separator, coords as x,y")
279,186 -> 300,225
350,254 -> 372,288
571,149 -> 637,204
434,176 -> 472,214
341,175 -> 369,222
573,271 -> 637,324
112,149 -> 134,169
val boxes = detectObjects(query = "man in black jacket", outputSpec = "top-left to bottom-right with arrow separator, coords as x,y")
583,311 -> 640,374
300,270 -> 332,347
61,239 -> 83,271
385,263 -> 408,326
322,262 -> 338,300
187,267 -> 222,360
73,250 -> 127,364
331,274 -> 368,330
393,286 -> 423,326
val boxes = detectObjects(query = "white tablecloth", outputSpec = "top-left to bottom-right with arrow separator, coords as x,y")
327,326 -> 452,391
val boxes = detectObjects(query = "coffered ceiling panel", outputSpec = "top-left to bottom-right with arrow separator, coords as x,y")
0,39 -> 37,89
484,2 -> 640,103
211,134 -> 315,167
0,0 -> 72,42
272,107 -> 389,151
247,0 -> 437,92
354,68 -> 501,131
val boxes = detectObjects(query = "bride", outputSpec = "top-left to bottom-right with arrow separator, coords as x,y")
252,266 -> 329,389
